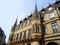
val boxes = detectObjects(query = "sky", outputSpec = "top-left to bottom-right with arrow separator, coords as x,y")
0,0 -> 56,43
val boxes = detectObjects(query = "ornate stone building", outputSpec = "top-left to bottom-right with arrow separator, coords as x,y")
8,0 -> 60,45
0,27 -> 6,45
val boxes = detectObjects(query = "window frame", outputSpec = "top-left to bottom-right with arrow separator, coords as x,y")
51,22 -> 58,33
20,32 -> 22,39
42,15 -> 46,22
28,29 -> 32,37
49,12 -> 55,19
24,31 -> 26,39
43,25 -> 48,34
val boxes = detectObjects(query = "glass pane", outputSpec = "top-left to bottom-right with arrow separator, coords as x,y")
50,13 -> 55,19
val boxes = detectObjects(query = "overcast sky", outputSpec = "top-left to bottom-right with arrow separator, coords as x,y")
0,0 -> 56,42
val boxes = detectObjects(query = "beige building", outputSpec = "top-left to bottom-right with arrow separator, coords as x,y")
8,0 -> 60,45
0,27 -> 6,45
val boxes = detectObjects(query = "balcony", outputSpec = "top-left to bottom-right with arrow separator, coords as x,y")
31,32 -> 41,40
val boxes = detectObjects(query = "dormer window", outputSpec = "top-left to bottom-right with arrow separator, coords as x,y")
42,11 -> 45,13
48,4 -> 55,11
49,7 -> 53,11
41,8 -> 46,13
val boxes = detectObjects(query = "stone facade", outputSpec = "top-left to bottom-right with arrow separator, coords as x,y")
0,27 -> 6,45
8,1 -> 60,45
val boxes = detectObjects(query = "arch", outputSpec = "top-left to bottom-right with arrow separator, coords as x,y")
47,42 -> 58,45
27,43 -> 31,45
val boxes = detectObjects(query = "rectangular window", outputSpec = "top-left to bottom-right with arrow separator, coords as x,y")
16,34 -> 18,40
29,19 -> 32,24
24,31 -> 26,39
21,24 -> 23,28
58,7 -> 60,11
36,25 -> 40,33
42,16 -> 46,22
52,22 -> 58,33
23,22 -> 25,27
33,26 -> 35,33
20,33 -> 22,39
35,14 -> 39,20
43,25 -> 48,34
25,21 -> 27,26
23,21 -> 27,27
28,29 -> 32,37
50,13 -> 55,19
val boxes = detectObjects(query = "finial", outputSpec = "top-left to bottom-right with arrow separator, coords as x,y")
14,17 -> 18,26
34,0 -> 38,13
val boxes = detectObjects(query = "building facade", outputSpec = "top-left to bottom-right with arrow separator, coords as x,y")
0,27 -> 6,45
8,0 -> 60,45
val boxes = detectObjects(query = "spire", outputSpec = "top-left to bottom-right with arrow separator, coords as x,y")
34,0 -> 38,13
14,17 -> 18,26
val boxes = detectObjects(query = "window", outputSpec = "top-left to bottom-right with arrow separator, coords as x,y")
18,34 -> 20,39
17,25 -> 20,30
58,7 -> 60,11
48,7 -> 53,11
27,43 -> 31,45
14,35 -> 16,40
23,22 -> 25,27
21,24 -> 23,28
29,19 -> 32,24
15,34 -> 18,40
17,34 -> 18,40
50,13 -> 55,19
43,25 -> 48,34
42,16 -> 46,22
33,26 -> 35,32
23,21 -> 27,27
35,14 -> 39,19
24,31 -> 26,39
20,33 -> 22,39
36,25 -> 40,33
28,29 -> 32,37
52,22 -> 58,33
25,21 -> 28,25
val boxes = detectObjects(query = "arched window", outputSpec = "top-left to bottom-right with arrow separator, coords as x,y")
47,42 -> 58,45
27,43 -> 31,45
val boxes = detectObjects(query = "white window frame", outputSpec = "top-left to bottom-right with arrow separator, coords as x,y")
49,13 -> 55,19
52,22 -> 58,33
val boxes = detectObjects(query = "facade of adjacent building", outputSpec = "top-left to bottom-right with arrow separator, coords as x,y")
8,0 -> 60,45
0,27 -> 6,45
